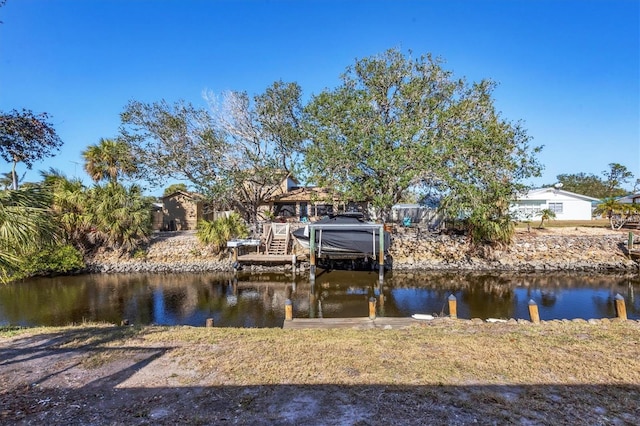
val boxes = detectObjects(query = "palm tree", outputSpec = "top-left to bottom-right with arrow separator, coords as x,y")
0,187 -> 58,281
0,171 -> 25,190
593,198 -> 624,230
538,208 -> 556,228
86,182 -> 152,252
41,169 -> 152,253
40,169 -> 93,252
82,138 -> 136,183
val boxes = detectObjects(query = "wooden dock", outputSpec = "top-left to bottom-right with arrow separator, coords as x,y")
237,254 -> 299,264
282,317 -> 420,330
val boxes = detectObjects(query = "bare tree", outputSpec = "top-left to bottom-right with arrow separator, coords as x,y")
120,100 -> 234,204
204,81 -> 305,222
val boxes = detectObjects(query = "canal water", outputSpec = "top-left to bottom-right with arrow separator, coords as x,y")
0,271 -> 638,327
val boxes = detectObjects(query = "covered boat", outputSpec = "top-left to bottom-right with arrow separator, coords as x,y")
292,213 -> 391,258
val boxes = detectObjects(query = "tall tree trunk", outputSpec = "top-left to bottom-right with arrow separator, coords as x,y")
11,157 -> 18,190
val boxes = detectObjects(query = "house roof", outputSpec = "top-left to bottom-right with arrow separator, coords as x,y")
617,192 -> 640,204
266,187 -> 340,203
516,187 -> 600,203
161,190 -> 203,201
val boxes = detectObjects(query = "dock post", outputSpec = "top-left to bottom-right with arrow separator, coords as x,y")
528,299 -> 540,324
379,225 -> 385,284
205,318 -> 214,327
309,226 -> 316,282
285,299 -> 293,321
448,294 -> 457,319
628,232 -> 634,259
615,294 -> 627,320
369,297 -> 377,320
233,247 -> 238,263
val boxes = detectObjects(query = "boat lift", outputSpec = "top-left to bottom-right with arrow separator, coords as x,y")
306,223 -> 387,284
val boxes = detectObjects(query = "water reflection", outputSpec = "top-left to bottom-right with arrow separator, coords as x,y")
0,271 -> 638,327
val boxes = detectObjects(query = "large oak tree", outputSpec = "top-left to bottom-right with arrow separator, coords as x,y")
303,49 -> 542,243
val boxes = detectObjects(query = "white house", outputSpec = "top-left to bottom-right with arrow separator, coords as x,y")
617,192 -> 640,204
511,187 -> 600,221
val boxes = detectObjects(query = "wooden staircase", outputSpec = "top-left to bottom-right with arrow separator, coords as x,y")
267,238 -> 288,255
265,223 -> 290,255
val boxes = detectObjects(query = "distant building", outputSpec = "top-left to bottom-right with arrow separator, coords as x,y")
512,188 -> 600,221
390,204 -> 439,225
617,192 -> 640,204
160,191 -> 208,231
262,186 -> 364,221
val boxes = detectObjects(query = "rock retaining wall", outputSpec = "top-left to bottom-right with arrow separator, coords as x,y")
85,229 -> 639,273
85,231 -> 233,273
390,229 -> 638,271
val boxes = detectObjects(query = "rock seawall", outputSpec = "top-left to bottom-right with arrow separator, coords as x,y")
85,228 -> 639,273
391,228 -> 638,272
85,231 -> 233,273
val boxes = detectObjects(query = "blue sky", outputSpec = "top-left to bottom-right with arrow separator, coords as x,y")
1,0 -> 638,196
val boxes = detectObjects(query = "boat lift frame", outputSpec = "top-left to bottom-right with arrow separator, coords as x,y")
307,223 -> 386,283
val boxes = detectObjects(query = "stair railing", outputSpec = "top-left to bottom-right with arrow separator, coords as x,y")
265,225 -> 273,255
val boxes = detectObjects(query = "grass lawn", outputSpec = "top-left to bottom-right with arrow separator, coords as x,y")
2,321 -> 639,424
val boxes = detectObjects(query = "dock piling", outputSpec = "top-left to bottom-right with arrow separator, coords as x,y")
309,227 -> 316,282
448,294 -> 457,319
615,294 -> 627,320
528,299 -> 540,324
285,299 -> 293,321
205,318 -> 214,327
378,227 -> 385,284
368,297 -> 377,320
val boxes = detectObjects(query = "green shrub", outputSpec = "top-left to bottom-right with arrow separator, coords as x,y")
467,211 -> 515,246
132,248 -> 148,259
15,244 -> 85,279
197,213 -> 249,253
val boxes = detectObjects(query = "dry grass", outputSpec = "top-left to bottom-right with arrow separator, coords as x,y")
8,320 -> 631,387
145,321 -> 640,387
2,321 -> 640,424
